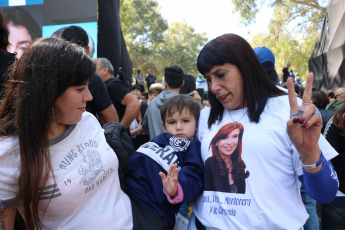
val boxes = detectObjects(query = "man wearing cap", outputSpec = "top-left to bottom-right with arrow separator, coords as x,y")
253,46 -> 279,84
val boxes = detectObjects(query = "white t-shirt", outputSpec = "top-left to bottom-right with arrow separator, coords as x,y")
189,95 -> 337,230
0,112 -> 132,229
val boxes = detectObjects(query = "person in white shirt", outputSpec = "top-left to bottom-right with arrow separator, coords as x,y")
0,38 -> 132,230
188,33 -> 339,230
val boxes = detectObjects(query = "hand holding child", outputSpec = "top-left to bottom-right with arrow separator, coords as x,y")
159,163 -> 179,197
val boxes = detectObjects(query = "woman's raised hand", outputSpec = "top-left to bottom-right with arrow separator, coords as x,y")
287,73 -> 323,172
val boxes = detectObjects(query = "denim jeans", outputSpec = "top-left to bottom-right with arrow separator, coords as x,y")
301,185 -> 319,230
178,202 -> 189,218
321,196 -> 345,230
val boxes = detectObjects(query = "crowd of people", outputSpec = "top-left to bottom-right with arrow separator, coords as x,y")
0,7 -> 344,230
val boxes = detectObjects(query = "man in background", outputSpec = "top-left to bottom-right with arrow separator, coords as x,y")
95,57 -> 141,129
142,65 -> 184,139
145,69 -> 156,90
136,70 -> 145,92
327,87 -> 345,112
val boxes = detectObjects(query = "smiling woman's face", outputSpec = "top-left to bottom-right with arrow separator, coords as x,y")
7,22 -> 32,59
216,128 -> 240,157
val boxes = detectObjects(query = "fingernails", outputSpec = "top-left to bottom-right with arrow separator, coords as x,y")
293,118 -> 300,124
299,118 -> 305,124
302,123 -> 308,128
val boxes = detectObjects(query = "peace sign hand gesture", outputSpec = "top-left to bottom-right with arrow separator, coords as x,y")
287,72 -> 323,173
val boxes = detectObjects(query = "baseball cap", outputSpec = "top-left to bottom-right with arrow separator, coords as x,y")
253,46 -> 275,70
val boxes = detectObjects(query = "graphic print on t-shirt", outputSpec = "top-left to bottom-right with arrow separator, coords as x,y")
204,122 -> 250,193
78,150 -> 104,186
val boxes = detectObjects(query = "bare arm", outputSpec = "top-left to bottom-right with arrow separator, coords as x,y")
120,93 -> 141,129
0,207 -> 16,230
130,120 -> 143,136
98,104 -> 119,125
137,77 -> 145,83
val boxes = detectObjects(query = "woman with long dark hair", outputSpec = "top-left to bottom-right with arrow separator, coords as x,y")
0,38 -> 132,229
189,33 -> 339,230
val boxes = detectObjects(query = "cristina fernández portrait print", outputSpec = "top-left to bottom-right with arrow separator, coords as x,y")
204,122 -> 250,193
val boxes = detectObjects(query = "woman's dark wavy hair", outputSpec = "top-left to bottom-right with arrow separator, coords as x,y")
312,89 -> 329,109
197,33 -> 285,128
0,9 -> 10,55
209,122 -> 249,180
180,74 -> 196,94
0,38 -> 95,229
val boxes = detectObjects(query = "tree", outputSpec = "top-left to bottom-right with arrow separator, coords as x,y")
120,0 -> 168,80
120,0 -> 208,83
233,0 -> 327,81
159,22 -> 208,76
121,0 -> 168,49
250,31 -> 318,79
232,0 -> 327,34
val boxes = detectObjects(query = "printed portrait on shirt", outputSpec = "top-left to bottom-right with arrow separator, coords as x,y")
204,122 -> 250,193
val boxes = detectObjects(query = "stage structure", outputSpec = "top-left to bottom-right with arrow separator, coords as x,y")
1,0 -> 132,84
309,0 -> 345,90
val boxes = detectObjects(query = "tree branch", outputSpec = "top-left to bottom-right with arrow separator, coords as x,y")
288,0 -> 324,11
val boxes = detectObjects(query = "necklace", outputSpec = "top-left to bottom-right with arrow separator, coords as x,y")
227,108 -> 248,128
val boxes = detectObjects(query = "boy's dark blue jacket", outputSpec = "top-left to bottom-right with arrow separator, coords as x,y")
126,133 -> 204,228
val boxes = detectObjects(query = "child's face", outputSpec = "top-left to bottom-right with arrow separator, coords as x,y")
163,108 -> 197,140
149,92 -> 159,101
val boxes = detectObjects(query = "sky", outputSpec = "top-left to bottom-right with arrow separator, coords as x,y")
156,0 -> 273,41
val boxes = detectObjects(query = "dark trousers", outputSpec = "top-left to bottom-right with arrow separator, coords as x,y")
131,199 -> 170,230
321,196 -> 345,230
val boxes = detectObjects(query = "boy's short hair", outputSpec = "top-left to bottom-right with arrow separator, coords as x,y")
142,92 -> 148,100
149,83 -> 164,95
61,26 -> 89,49
130,84 -> 143,93
164,65 -> 184,89
160,94 -> 200,126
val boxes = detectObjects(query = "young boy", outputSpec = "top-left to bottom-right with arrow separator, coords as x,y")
126,94 -> 204,230
148,83 -> 164,102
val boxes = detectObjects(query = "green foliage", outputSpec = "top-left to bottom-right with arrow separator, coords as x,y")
234,0 -> 327,81
250,31 -> 318,81
232,0 -> 327,32
120,0 -> 325,85
159,22 -> 207,77
120,0 -> 208,83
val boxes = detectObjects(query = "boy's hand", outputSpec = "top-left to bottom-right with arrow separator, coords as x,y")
159,163 -> 179,197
